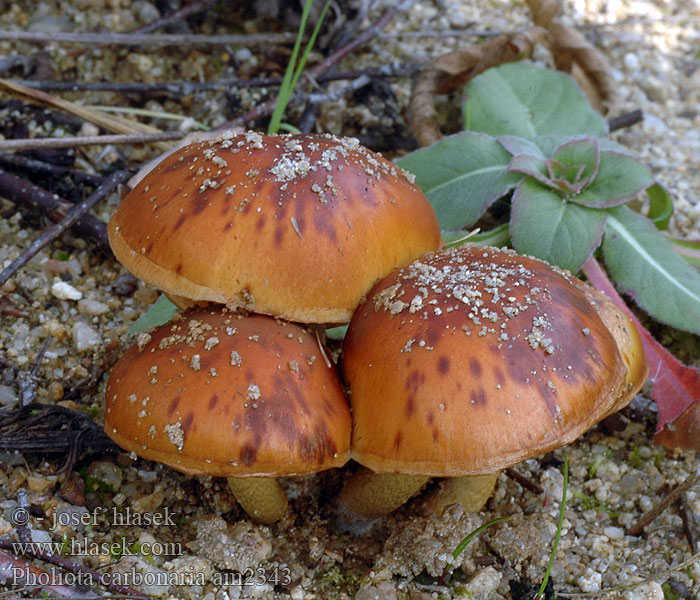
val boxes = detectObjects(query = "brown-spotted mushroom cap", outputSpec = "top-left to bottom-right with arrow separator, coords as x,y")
107,131 -> 442,323
339,244 -> 647,517
105,306 -> 351,523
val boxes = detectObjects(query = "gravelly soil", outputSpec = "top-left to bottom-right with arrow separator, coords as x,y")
0,1 -> 698,599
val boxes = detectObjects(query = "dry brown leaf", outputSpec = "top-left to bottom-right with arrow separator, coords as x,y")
527,0 -> 616,113
409,30 -> 543,147
0,78 -> 174,152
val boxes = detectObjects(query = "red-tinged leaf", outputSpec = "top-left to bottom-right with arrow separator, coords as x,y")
582,257 -> 700,452
653,402 -> 700,450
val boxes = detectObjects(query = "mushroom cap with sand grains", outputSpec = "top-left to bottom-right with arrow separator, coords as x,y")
105,305 -> 351,523
338,244 -> 647,518
108,131 -> 442,323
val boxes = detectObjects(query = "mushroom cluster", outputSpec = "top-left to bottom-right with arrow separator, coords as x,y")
105,131 -> 443,522
105,130 -> 647,527
338,244 -> 647,518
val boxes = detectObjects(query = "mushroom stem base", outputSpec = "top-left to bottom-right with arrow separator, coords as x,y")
422,472 -> 499,514
227,477 -> 288,524
338,468 -> 429,518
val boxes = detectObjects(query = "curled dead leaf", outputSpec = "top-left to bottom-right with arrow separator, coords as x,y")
527,0 -> 616,113
409,30 -> 542,147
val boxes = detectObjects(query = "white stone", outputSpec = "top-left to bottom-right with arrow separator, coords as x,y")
51,281 -> 82,300
603,526 -> 625,540
577,568 -> 602,592
466,566 -> 502,598
72,321 -> 101,351
0,385 -> 17,407
78,298 -> 109,315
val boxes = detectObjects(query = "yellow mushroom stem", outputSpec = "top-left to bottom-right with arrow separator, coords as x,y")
227,477 -> 288,524
338,469 -> 429,518
421,473 -> 500,515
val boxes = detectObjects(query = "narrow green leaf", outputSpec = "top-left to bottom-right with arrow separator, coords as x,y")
268,0 -> 329,134
510,179 -> 606,273
464,63 -> 607,139
537,456 -> 568,600
603,205 -> 700,334
571,151 -> 653,209
129,294 -> 180,334
452,515 -> 512,560
647,182 -> 673,230
396,132 -> 521,230
443,223 -> 511,248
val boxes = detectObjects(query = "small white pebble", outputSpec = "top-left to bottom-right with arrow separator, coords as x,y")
72,321 -> 101,352
51,281 -> 82,301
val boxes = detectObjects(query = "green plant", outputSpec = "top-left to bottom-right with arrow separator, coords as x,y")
128,0 -> 330,336
397,62 -> 700,336
267,0 -> 330,134
535,455 -> 568,600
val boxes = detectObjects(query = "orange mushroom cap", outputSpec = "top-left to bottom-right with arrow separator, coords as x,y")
342,245 -> 645,476
108,131 -> 442,323
105,306 -> 351,477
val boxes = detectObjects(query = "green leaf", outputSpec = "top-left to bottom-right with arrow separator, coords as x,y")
452,515 -> 512,560
463,63 -> 607,139
647,182 -> 673,230
511,179 -> 607,273
549,138 -> 600,191
533,134 -> 636,157
396,132 -> 521,230
507,153 -> 549,185
498,134 -> 547,158
129,294 -> 180,334
572,151 -> 653,209
443,223 -> 511,248
602,205 -> 700,334
326,325 -> 348,340
666,236 -> 700,269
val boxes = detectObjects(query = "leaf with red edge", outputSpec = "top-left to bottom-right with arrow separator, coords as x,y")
582,257 -> 700,452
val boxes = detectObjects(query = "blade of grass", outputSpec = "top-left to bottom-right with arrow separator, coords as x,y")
452,514 -> 512,560
268,0 -> 330,134
535,455 -> 568,600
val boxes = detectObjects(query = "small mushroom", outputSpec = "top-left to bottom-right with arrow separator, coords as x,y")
108,131 -> 442,323
338,245 -> 647,518
105,306 -> 351,524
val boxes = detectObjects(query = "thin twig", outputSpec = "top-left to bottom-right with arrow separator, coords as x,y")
505,467 -> 544,495
0,131 -> 185,152
0,539 -> 148,598
0,547 -> 95,598
626,468 -> 700,537
131,0 -> 218,34
0,152 -> 105,187
0,170 -> 128,287
555,551 -> 700,597
8,63 -> 420,95
0,168 -> 112,254
0,29 -> 295,47
677,493 -> 699,554
608,109 -> 643,132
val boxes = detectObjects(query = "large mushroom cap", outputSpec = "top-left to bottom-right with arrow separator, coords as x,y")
108,131 -> 442,323
342,245 -> 646,476
105,307 -> 351,477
